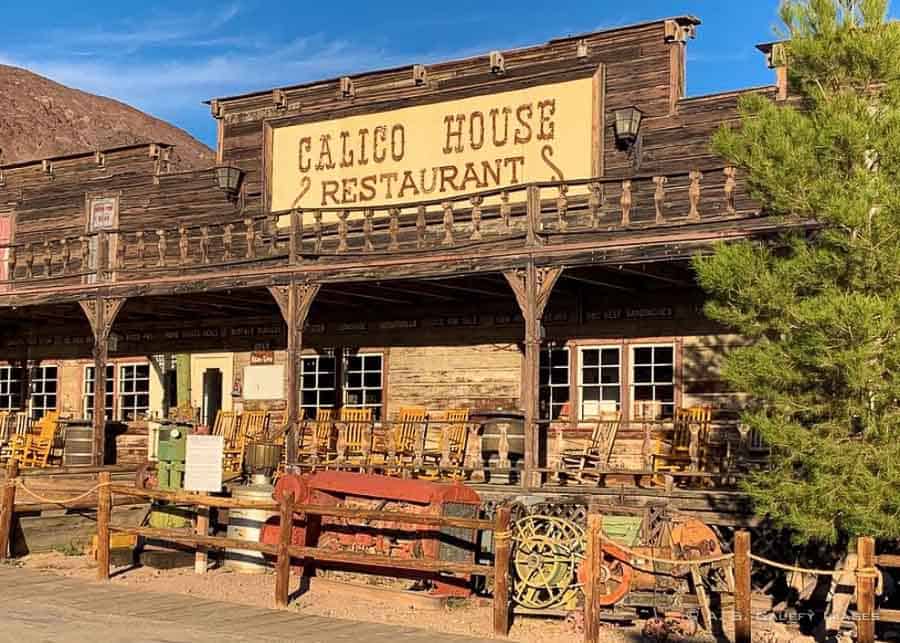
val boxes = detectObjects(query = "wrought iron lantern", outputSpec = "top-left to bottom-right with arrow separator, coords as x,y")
612,106 -> 643,150
215,165 -> 244,195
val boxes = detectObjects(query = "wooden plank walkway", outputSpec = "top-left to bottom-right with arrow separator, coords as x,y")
0,566 -> 492,642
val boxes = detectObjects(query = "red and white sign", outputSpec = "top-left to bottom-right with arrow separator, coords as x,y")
90,197 -> 117,231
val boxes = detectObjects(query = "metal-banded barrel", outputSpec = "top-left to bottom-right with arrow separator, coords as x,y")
63,424 -> 93,466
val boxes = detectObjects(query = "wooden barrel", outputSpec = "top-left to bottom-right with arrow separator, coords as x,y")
63,425 -> 93,466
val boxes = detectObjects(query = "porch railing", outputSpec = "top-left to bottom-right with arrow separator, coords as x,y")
0,166 -> 755,289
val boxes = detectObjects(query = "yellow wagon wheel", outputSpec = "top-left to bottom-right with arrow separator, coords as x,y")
511,514 -> 585,610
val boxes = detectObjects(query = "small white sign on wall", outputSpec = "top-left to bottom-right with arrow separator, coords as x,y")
243,364 -> 284,400
185,434 -> 224,492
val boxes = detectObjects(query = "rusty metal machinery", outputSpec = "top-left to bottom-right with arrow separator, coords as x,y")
507,499 -> 732,621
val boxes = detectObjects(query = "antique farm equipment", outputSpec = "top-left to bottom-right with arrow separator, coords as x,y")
507,499 -> 730,624
262,470 -> 481,596
136,422 -> 195,529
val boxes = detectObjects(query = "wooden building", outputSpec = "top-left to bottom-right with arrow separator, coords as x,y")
0,17 -> 800,496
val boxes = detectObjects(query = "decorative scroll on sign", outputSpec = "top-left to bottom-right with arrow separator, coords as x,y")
270,72 -> 601,210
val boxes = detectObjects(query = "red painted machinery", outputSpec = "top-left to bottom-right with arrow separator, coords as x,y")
260,471 -> 482,596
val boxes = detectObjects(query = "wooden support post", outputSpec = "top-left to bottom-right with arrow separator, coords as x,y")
268,283 -> 320,464
857,536 -> 876,643
734,530 -> 751,643
97,471 -> 111,581
584,513 -> 602,643
504,263 -> 562,488
492,506 -> 511,637
0,459 -> 18,560
194,504 -> 209,574
275,492 -> 294,608
79,298 -> 126,465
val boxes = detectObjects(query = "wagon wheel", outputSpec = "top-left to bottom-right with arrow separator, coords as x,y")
511,515 -> 585,610
577,540 -> 633,606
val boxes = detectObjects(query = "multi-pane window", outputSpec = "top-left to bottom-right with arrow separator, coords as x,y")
343,353 -> 383,420
539,347 -> 570,420
578,347 -> 621,419
84,365 -> 115,421
300,353 -> 337,416
0,366 -> 23,411
30,366 -> 57,420
631,345 -> 675,417
119,364 -> 150,421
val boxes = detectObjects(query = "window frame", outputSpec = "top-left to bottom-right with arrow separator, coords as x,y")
300,351 -> 338,416
539,345 -> 570,420
84,364 -> 115,421
576,345 -> 623,420
342,351 -> 384,420
0,365 -> 24,411
630,343 -> 677,418
29,364 -> 58,420
118,362 -> 151,421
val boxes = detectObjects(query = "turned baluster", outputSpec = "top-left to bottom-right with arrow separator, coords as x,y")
179,225 -> 189,264
620,180 -> 632,226
497,422 -> 511,471
200,226 -> 210,264
24,244 -> 34,279
156,229 -> 167,267
414,424 -> 425,471
223,224 -> 233,261
388,208 -> 400,250
42,240 -> 51,277
556,184 -> 569,232
440,427 -> 452,469
653,176 -> 667,224
60,238 -> 70,275
79,236 -> 89,272
465,423 -> 483,482
588,182 -> 603,227
470,196 -> 483,240
289,210 -> 301,263
416,205 -> 426,248
337,212 -> 349,253
724,166 -> 737,215
689,422 -> 702,471
363,209 -> 374,252
7,246 -> 16,282
269,214 -> 279,256
115,235 -> 125,271
553,425 -> 565,483
500,191 -> 511,232
442,201 -> 455,245
244,218 -> 255,259
313,211 -> 323,254
135,231 -> 145,268
688,170 -> 703,221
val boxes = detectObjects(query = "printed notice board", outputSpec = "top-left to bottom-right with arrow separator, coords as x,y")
185,434 -> 224,492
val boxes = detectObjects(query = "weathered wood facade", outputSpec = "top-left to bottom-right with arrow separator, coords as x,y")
0,16 -> 799,491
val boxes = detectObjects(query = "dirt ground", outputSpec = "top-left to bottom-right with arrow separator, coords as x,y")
19,551 -> 658,643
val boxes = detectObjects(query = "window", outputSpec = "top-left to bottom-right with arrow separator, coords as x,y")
84,365 -> 115,421
343,352 -> 383,420
540,346 -> 569,420
631,345 -> 675,417
578,347 -> 621,419
119,364 -> 150,421
30,366 -> 57,420
300,352 -> 337,415
0,366 -> 23,411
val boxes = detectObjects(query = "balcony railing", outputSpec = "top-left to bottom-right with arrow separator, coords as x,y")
0,166 -> 756,290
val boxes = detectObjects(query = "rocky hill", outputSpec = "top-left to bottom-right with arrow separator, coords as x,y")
0,64 -> 213,169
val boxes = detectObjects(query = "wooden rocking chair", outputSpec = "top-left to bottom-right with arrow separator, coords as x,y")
383,406 -> 427,475
651,406 -> 713,480
422,408 -> 471,480
21,412 -> 63,468
217,411 -> 244,474
557,411 -> 622,484
2,412 -> 30,463
334,407 -> 373,470
296,408 -> 335,470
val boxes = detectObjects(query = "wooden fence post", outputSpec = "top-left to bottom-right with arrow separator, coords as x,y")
194,504 -> 209,574
734,530 -> 752,643
0,459 -> 18,560
493,506 -> 511,637
276,492 -> 294,608
96,471 -> 111,581
857,536 -> 876,643
584,513 -> 602,643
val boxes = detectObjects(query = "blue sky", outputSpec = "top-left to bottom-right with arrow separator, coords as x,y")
0,1 -> 785,149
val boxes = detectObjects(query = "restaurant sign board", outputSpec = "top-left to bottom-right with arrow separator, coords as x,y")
270,69 -> 602,210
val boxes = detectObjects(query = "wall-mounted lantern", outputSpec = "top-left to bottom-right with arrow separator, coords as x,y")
612,106 -> 644,170
215,166 -> 244,196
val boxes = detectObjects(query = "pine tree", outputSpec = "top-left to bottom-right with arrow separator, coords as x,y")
693,0 -> 900,543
